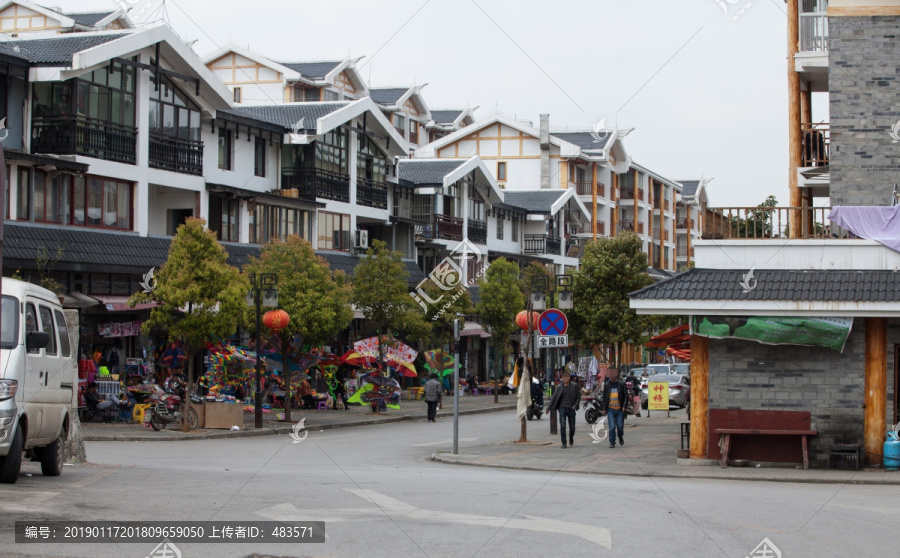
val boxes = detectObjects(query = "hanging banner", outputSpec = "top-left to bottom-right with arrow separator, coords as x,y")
690,316 -> 854,352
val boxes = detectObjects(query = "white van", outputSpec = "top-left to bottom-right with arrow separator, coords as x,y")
0,277 -> 75,483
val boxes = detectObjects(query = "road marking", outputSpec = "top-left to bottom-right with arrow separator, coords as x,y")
254,488 -> 612,548
412,437 -> 478,447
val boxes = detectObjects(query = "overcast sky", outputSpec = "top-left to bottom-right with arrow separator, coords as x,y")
68,0 -> 824,207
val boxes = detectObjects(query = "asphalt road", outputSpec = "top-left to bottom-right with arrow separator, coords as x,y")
1,410 -> 898,558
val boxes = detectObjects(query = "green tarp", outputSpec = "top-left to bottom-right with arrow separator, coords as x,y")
690,316 -> 854,352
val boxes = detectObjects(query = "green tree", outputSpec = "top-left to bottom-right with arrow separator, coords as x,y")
132,218 -> 247,431
420,279 -> 474,347
352,240 -> 430,366
245,236 -> 353,422
570,233 -> 656,367
519,261 -> 553,300
476,258 -> 524,397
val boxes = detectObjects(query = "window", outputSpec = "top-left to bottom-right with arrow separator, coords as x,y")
233,87 -> 241,103
34,59 -> 136,125
497,162 -> 507,181
218,128 -> 232,170
357,135 -> 387,183
324,89 -> 339,101
315,128 -> 348,175
409,120 -> 416,133
1,296 -> 18,350
149,75 -> 201,142
496,217 -> 504,240
394,114 -> 405,130
25,303 -> 37,353
468,186 -> 484,221
512,217 -> 519,241
68,176 -> 132,230
304,88 -> 320,102
209,195 -> 239,242
254,137 -> 266,177
317,211 -> 351,251
38,306 -> 57,355
16,167 -> 29,220
249,204 -> 310,244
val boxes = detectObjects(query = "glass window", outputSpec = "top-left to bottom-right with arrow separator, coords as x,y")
24,303 -> 37,353
233,87 -> 241,103
104,180 -> 118,227
1,296 -> 18,350
218,128 -> 232,170
87,177 -> 103,226
254,137 -> 266,177
497,218 -> 504,240
314,129 -> 348,175
304,88 -> 319,102
394,114 -> 405,129
317,211 -> 350,251
117,182 -> 131,229
16,167 -> 30,220
73,176 -> 85,225
497,162 -> 507,181
38,306 -> 57,355
33,170 -> 45,221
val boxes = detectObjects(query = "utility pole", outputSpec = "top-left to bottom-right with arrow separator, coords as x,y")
247,273 -> 278,429
453,317 -> 460,454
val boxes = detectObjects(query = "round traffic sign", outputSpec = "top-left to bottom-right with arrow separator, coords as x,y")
538,309 -> 568,336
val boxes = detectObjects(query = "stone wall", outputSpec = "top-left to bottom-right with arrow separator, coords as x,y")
828,16 -> 900,207
708,318 -> 898,466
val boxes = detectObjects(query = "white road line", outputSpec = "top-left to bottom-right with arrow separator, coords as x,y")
254,488 -> 612,549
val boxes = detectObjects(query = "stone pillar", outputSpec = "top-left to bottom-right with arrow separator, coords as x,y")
690,334 -> 709,459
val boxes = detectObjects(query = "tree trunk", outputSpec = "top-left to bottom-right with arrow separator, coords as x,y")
183,352 -> 194,433
65,411 -> 87,464
493,342 -> 500,404
283,343 -> 292,424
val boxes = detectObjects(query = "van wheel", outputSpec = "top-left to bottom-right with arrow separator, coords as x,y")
0,424 -> 23,484
40,436 -> 65,477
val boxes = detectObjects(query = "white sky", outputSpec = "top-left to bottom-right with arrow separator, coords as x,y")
66,0 -> 827,207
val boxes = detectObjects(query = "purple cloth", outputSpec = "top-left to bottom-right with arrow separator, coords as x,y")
828,206 -> 900,253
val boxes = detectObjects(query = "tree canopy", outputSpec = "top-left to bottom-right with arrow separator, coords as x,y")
476,257 -> 524,379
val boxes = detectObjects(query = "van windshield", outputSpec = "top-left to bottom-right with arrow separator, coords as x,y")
2,295 -> 19,349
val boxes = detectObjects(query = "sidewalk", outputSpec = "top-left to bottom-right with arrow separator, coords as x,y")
432,408 -> 900,485
82,393 -> 517,442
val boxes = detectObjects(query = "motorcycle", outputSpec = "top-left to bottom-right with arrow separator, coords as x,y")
526,378 -> 543,420
148,376 -> 201,431
583,393 -> 604,424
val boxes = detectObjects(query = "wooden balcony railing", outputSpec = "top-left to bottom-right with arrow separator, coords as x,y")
282,168 -> 350,202
597,184 -> 605,198
468,219 -> 487,245
32,116 -> 137,164
149,132 -> 203,175
703,206 -> 834,239
801,123 -> 830,167
524,234 -> 561,255
637,222 -> 645,235
620,188 -> 634,200
638,188 -> 645,201
597,221 -> 605,235
575,181 -> 593,196
676,218 -> 689,229
618,220 -> 634,232
357,177 -> 388,209
434,214 -> 464,241
409,131 -> 419,145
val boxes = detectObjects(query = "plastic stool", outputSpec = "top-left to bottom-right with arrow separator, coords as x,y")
317,400 -> 328,410
470,389 -> 478,395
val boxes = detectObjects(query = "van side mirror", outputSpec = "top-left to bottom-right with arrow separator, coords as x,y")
26,331 -> 50,351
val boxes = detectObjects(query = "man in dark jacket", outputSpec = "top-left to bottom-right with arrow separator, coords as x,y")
424,374 -> 442,422
547,372 -> 580,448
600,370 -> 628,448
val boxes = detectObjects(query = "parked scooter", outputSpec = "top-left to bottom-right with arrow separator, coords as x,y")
148,375 -> 201,431
526,378 -> 543,420
583,393 -> 604,425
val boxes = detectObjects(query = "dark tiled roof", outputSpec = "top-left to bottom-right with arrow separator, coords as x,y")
2,224 -> 425,284
630,268 -> 900,302
280,61 -> 341,79
221,103 -> 348,131
66,11 -> 115,26
0,33 -> 129,65
369,88 -> 408,105
398,160 -> 465,187
648,267 -> 674,280
551,131 -> 613,151
679,180 -> 700,198
430,110 -> 462,124
502,190 -> 566,214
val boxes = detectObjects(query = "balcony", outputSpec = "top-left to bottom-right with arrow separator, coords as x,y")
32,116 -> 136,164
801,123 -> 829,167
565,238 -> 581,256
357,177 -> 388,209
638,189 -> 645,201
282,168 -> 350,202
575,181 -> 593,196
524,234 -> 561,255
637,222 -> 645,235
702,206 -> 833,239
676,218 -> 689,229
618,220 -> 634,232
597,221 -> 605,235
598,184 -> 605,198
468,219 -> 487,244
149,132 -> 203,175
409,131 -> 419,145
800,11 -> 828,53
620,188 -> 634,200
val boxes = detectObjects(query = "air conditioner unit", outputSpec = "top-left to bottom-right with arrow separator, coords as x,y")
355,229 -> 369,250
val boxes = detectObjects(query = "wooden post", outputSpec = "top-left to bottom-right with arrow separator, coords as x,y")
690,334 -> 709,459
864,317 -> 887,467
787,0 -> 802,237
591,163 -> 598,239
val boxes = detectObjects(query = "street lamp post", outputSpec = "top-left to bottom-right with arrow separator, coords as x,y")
530,274 -> 574,437
247,272 -> 278,429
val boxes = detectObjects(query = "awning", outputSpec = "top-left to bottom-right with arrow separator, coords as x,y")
91,295 -> 158,312
460,321 -> 491,338
645,324 -> 690,349
61,292 -> 99,309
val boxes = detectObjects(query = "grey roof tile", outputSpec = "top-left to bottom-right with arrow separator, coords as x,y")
65,11 -> 115,26
0,33 -> 128,65
551,131 -> 613,151
398,160 -> 465,187
279,61 -> 342,79
430,110 -> 463,124
221,103 -> 348,131
679,180 -> 700,198
502,190 -> 566,214
629,268 -> 900,302
369,87 -> 408,105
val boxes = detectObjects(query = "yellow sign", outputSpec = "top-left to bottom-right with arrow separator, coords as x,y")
648,381 -> 669,411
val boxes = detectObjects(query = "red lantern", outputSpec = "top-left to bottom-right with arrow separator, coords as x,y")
515,310 -> 540,331
263,309 -> 290,331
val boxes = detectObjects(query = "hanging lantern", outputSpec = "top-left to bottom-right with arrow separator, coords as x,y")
515,310 -> 540,331
263,309 -> 290,331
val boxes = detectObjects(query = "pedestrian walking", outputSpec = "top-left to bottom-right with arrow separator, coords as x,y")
547,372 -> 580,448
424,373 -> 442,422
600,369 -> 628,448
624,370 -> 641,418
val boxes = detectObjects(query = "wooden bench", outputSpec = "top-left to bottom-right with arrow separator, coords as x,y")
715,428 -> 818,469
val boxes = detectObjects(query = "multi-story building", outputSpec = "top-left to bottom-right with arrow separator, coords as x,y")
631,0 -> 900,469
425,108 -> 477,144
0,0 -> 132,36
370,86 -> 430,153
674,178 -> 710,270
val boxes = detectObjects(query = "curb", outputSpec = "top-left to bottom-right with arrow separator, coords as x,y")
83,403 -> 518,442
430,453 -> 900,485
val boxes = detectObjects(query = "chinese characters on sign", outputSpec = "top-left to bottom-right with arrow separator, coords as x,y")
537,335 -> 568,348
648,381 -> 669,411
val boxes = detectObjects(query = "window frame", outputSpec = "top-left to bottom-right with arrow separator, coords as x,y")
316,211 -> 351,251
254,136 -> 266,177
218,127 -> 233,170
233,87 -> 242,103
497,161 -> 507,181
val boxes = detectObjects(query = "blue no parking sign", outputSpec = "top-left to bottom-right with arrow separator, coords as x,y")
538,309 -> 568,336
